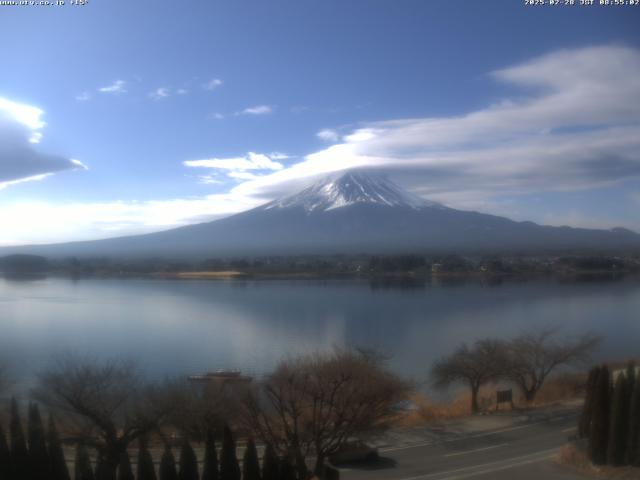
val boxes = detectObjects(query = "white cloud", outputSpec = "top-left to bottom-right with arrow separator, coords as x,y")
226,45 -> 640,214
316,129 -> 339,142
75,92 -> 91,102
209,112 -> 225,120
197,175 -> 224,185
176,88 -> 189,95
0,97 -> 87,188
204,78 -> 223,90
269,152 -> 290,160
239,105 -> 272,115
184,152 -> 284,172
98,80 -> 127,95
0,194 -> 262,246
0,97 -> 44,134
0,173 -> 53,191
149,87 -> 170,100
228,171 -> 260,181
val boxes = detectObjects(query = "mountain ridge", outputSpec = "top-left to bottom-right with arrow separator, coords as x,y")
1,170 -> 638,258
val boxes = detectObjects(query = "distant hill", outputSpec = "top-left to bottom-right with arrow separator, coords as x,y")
2,170 -> 639,259
0,254 -> 49,273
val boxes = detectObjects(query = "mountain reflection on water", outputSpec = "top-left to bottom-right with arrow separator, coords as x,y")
0,274 -> 638,391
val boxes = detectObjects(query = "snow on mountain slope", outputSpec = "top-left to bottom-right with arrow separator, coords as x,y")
262,170 -> 445,212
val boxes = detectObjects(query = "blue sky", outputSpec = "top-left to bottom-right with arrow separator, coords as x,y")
0,0 -> 639,245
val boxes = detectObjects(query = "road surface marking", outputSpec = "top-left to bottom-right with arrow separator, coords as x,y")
396,448 -> 557,480
380,413 -> 578,453
438,453 -> 554,479
443,443 -> 508,457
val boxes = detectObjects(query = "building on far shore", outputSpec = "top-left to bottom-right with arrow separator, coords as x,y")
188,369 -> 253,385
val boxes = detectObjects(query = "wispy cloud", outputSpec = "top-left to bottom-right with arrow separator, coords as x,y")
269,152 -> 290,160
149,87 -> 170,100
98,80 -> 127,95
0,97 -> 87,188
75,92 -> 91,102
184,152 -> 285,185
184,152 -> 284,172
238,105 -> 272,115
209,112 -> 225,120
317,129 -> 339,142
204,78 -> 223,90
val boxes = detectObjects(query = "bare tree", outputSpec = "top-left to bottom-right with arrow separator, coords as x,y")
503,329 -> 600,403
243,349 -> 409,478
33,355 -> 173,480
431,339 -> 506,414
165,379 -> 244,441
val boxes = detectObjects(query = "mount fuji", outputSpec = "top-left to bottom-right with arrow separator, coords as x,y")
4,170 -> 639,258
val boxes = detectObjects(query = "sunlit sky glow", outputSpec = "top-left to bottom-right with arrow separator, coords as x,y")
0,0 -> 639,245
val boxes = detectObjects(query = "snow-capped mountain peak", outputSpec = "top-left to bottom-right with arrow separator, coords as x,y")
263,170 -> 444,213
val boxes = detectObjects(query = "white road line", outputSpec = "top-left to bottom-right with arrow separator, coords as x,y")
443,443 -> 509,458
438,454 -> 554,480
396,448 -> 557,480
379,413 -> 577,453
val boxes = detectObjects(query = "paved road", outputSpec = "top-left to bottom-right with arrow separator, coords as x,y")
341,411 -> 587,480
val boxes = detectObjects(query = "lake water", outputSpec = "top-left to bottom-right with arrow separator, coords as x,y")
1,275 -> 639,390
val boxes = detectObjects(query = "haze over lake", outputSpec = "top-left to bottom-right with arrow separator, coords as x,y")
1,275 -> 638,391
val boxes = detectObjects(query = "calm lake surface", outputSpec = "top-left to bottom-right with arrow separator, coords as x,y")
1,275 -> 639,390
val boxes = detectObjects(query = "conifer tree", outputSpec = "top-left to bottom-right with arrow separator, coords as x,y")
627,372 -> 640,466
117,450 -> 134,480
74,444 -> 95,480
579,367 -> 599,438
137,439 -> 157,480
201,430 -> 219,480
95,453 -> 109,480
159,446 -> 179,480
178,439 -> 198,480
278,456 -> 296,480
29,403 -> 51,480
219,426 -> 240,480
626,362 -> 636,388
48,414 -> 71,480
242,438 -> 261,480
589,365 -> 610,465
10,398 -> 30,479
607,373 -> 630,465
261,444 -> 279,480
0,420 -> 11,480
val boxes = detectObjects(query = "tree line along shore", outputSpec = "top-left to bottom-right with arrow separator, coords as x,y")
1,253 -> 639,279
